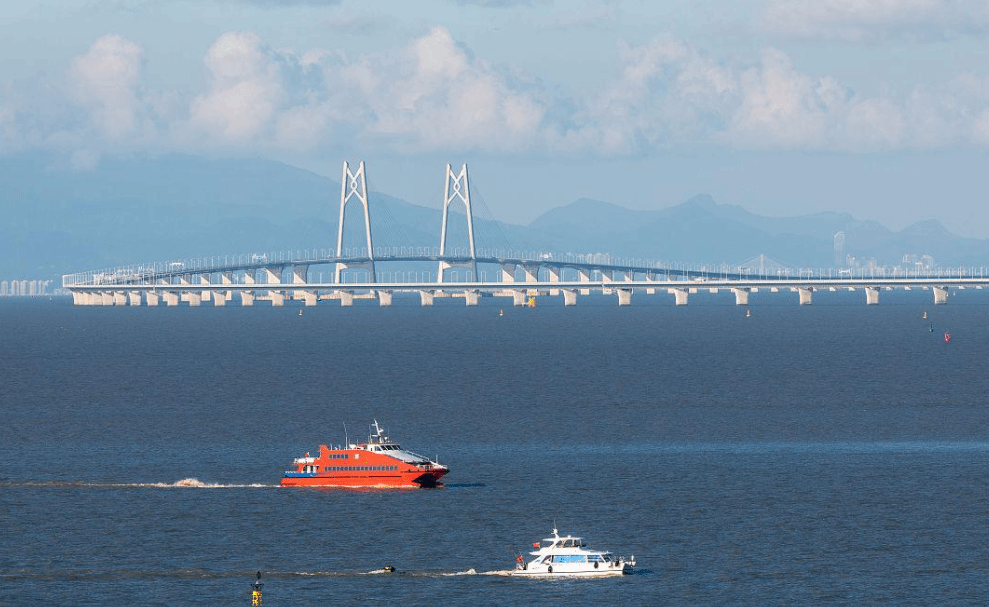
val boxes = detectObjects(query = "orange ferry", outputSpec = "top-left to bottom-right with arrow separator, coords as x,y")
280,420 -> 448,488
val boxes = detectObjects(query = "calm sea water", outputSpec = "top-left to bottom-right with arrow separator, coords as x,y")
2,290 -> 989,606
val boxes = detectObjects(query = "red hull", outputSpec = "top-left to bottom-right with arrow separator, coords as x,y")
281,435 -> 448,489
280,469 -> 447,488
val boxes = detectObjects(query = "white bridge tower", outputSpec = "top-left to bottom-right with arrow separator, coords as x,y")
437,163 -> 478,282
334,160 -> 376,283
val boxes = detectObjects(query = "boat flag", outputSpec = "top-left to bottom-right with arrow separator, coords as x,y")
532,542 -> 540,548
516,554 -> 524,563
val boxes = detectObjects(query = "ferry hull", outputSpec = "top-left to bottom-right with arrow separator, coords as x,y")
512,563 -> 633,577
280,469 -> 447,488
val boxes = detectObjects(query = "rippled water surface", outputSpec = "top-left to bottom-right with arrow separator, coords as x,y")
3,292 -> 989,606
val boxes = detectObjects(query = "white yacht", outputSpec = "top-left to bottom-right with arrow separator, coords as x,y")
513,529 -> 635,577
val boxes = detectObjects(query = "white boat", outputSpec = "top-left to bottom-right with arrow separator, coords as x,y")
513,529 -> 635,577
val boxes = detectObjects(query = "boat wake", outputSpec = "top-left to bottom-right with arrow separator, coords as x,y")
0,478 -> 278,489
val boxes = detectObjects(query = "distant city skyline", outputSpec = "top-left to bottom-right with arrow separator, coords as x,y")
3,1 -> 989,237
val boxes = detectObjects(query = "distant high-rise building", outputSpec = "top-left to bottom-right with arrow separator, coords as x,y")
833,231 -> 845,267
0,281 -> 7,296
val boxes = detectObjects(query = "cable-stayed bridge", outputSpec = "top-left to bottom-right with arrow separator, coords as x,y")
62,161 -> 989,308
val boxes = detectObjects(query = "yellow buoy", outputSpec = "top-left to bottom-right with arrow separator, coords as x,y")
251,571 -> 263,606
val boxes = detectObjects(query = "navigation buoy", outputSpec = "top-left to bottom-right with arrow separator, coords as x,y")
944,332 -> 951,343
298,309 -> 303,316
250,571 -> 263,606
923,311 -> 928,320
745,309 -> 751,318
499,309 -> 504,316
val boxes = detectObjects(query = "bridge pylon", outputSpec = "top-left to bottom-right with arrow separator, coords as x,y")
334,160 -> 376,284
438,163 -> 478,283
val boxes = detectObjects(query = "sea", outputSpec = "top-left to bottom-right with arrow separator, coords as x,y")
2,289 -> 989,606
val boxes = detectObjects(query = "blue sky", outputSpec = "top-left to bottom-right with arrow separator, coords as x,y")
3,0 -> 989,236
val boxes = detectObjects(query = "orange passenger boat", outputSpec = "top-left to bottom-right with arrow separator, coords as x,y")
280,420 -> 448,488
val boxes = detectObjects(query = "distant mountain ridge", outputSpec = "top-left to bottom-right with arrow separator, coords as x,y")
1,153 -> 985,280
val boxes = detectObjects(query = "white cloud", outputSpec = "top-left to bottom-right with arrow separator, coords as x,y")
68,34 -> 147,142
762,0 -> 989,42
186,32 -> 285,145
11,26 -> 989,164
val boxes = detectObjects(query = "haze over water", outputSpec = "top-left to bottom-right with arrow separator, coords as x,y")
3,291 -> 989,605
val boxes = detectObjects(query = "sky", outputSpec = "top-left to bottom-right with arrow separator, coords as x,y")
3,0 -> 989,236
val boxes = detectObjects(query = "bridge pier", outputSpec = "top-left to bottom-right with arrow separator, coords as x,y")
336,290 -> 353,307
578,268 -> 591,295
617,288 -> 632,306
563,289 -> 577,306
419,290 -> 434,306
182,291 -> 202,306
239,291 -> 255,306
163,291 -> 179,306
669,287 -> 689,306
198,276 -> 212,302
112,291 -> 126,306
547,267 -> 561,296
294,290 -> 317,306
731,287 -> 750,306
933,286 -> 949,305
212,291 -> 227,306
512,290 -> 526,307
796,287 -> 814,305
146,290 -> 159,306
378,290 -> 393,306
128,290 -> 141,306
464,290 -> 480,306
865,286 -> 880,305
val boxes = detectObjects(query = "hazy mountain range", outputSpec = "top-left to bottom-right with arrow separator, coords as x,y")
2,153 -> 985,281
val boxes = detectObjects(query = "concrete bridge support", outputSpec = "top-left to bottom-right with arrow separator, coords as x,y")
669,287 -> 689,306
128,291 -> 142,306
293,290 -> 317,306
146,291 -> 159,306
378,290 -> 393,306
198,276 -> 212,302
865,286 -> 880,305
563,289 -> 577,306
512,290 -> 526,306
212,291 -> 227,306
268,291 -> 285,306
163,291 -> 179,306
263,267 -> 281,284
239,291 -> 255,306
182,291 -> 202,306
547,267 -> 561,296
617,288 -> 632,306
500,263 -> 517,283
464,290 -> 480,306
731,288 -> 750,306
292,265 -> 309,285
336,290 -> 354,307
419,290 -> 434,306
113,291 -> 127,306
521,263 -> 539,283
797,287 -> 814,305
578,268 -> 591,295
933,286 -> 949,305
